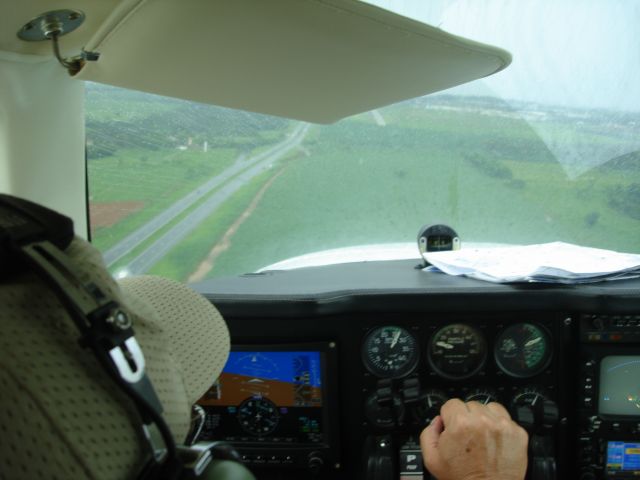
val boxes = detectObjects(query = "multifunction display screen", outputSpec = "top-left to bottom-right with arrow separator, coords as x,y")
197,349 -> 326,444
599,356 -> 640,416
606,442 -> 640,474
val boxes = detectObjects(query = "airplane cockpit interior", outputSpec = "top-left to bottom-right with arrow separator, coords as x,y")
1,1 -> 640,479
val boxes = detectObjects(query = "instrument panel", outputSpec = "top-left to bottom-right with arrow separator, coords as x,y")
197,311 -> 572,479
194,260 -> 640,480
358,315 -> 564,441
361,322 -> 554,380
196,311 -> 640,480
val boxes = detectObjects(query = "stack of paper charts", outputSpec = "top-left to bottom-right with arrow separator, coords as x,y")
423,242 -> 640,284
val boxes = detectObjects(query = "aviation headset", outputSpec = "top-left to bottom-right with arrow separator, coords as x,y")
0,194 -> 247,480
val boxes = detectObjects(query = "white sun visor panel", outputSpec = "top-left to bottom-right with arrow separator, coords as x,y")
76,0 -> 511,124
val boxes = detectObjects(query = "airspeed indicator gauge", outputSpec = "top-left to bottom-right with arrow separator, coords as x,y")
362,326 -> 419,378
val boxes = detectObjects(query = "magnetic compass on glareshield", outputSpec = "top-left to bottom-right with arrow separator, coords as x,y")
417,224 -> 460,267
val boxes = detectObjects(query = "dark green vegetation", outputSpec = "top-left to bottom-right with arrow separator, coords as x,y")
87,85 -> 640,282
609,183 -> 640,220
89,148 -> 235,251
87,84 -> 289,159
86,83 -> 291,252
603,152 -> 640,220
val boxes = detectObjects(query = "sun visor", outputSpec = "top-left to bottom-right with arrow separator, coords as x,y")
75,0 -> 511,124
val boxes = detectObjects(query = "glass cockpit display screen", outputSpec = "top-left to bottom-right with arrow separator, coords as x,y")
197,348 -> 326,444
599,356 -> 640,416
606,442 -> 640,474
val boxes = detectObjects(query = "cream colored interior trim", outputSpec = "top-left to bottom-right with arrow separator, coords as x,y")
0,55 -> 87,238
76,0 -> 511,123
0,0 -> 121,58
82,0 -> 146,53
0,51 -> 51,63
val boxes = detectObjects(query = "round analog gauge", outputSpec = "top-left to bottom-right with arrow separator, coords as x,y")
427,324 -> 487,380
511,388 -> 549,408
237,397 -> 280,436
465,388 -> 499,405
495,323 -> 552,378
362,326 -> 419,378
412,389 -> 448,426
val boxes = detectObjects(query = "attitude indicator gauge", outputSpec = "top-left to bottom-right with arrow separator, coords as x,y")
427,324 -> 487,380
495,323 -> 552,378
362,326 -> 419,378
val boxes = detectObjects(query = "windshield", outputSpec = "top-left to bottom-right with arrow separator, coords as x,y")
87,0 -> 640,282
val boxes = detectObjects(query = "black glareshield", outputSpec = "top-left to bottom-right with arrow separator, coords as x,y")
0,194 -> 181,480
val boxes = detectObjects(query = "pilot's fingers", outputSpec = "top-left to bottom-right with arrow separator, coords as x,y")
464,400 -> 485,414
421,415 -> 444,448
486,401 -> 511,419
439,398 -> 469,424
420,416 -> 444,469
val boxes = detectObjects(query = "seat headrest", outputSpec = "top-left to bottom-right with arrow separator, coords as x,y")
0,237 -> 230,479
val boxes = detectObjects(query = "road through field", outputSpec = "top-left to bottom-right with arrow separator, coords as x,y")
121,124 -> 310,274
103,123 -> 308,267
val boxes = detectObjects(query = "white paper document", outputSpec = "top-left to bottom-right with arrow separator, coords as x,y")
422,242 -> 640,284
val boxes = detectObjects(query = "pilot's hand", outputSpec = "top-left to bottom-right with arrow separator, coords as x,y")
420,398 -> 528,480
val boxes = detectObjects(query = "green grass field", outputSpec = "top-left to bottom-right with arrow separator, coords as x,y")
204,107 -> 639,278
86,82 -> 293,255
87,89 -> 640,282
147,169 -> 278,281
89,147 -> 237,251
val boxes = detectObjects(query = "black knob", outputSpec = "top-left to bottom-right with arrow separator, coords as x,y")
365,393 -> 405,429
513,405 -> 535,431
308,452 -> 324,474
401,378 -> 421,404
579,469 -> 596,480
510,390 -> 559,435
412,389 -> 447,427
541,400 -> 559,431
530,456 -> 556,480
